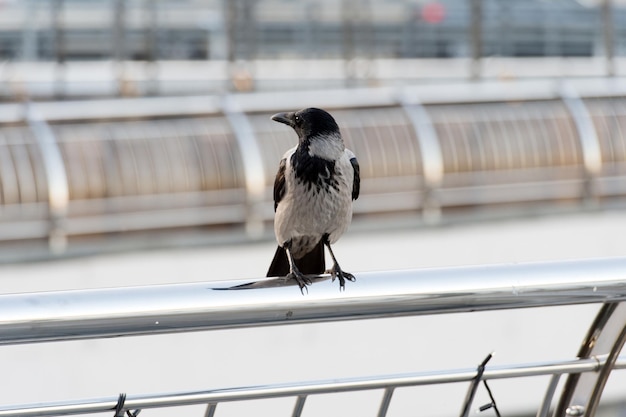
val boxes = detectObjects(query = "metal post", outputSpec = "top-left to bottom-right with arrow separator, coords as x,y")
52,0 -> 66,98
203,402 -> 217,417
144,0 -> 159,96
377,388 -> 394,417
469,0 -> 483,80
225,0 -> 236,64
291,395 -> 307,417
400,95 -> 444,224
20,0 -> 38,61
113,0 -> 126,62
536,374 -> 562,417
113,0 -> 127,96
221,95 -> 266,237
555,302 -> 626,417
242,0 -> 256,62
560,82 -> 603,204
601,0 -> 615,77
224,0 -> 254,91
24,103 -> 69,254
342,0 -> 356,86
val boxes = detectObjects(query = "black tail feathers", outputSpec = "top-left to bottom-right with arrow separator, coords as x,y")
266,240 -> 325,277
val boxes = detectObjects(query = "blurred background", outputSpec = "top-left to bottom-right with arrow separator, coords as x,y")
2,0 -> 626,416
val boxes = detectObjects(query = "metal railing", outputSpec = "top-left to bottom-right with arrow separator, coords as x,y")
1,257 -> 626,416
0,1 -> 618,67
3,79 -> 626,260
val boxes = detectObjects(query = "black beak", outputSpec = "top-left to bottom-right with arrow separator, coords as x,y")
271,112 -> 295,127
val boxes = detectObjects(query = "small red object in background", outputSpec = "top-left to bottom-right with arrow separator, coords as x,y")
421,2 -> 446,24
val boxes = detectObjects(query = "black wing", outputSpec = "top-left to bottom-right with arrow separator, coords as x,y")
350,157 -> 360,200
273,158 -> 287,211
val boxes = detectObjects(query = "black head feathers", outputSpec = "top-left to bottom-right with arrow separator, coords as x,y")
271,108 -> 340,140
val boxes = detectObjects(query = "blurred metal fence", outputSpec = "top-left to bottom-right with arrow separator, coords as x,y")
0,257 -> 625,416
2,80 -> 626,255
0,0 -> 622,97
0,0 -> 613,62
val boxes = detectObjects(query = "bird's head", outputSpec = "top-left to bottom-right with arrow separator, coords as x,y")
271,108 -> 340,143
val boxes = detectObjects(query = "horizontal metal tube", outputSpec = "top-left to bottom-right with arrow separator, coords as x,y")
0,356 -> 623,417
1,77 -> 623,124
1,257 -> 626,346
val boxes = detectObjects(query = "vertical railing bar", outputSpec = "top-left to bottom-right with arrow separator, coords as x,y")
52,0 -> 66,98
25,102 -> 69,254
535,374 -> 561,417
469,0 -> 483,80
601,0 -> 615,77
222,95 -> 267,238
399,94 -> 444,224
144,0 -> 159,96
459,374 -> 482,417
559,81 -> 603,203
203,402 -> 217,417
291,395 -> 307,417
377,387 -> 395,417
113,0 -> 127,96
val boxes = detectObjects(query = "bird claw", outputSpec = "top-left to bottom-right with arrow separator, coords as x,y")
327,264 -> 356,291
285,271 -> 312,295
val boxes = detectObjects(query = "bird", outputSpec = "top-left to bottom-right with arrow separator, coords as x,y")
266,107 -> 360,293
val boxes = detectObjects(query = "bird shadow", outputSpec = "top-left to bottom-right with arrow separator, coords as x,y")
212,274 -> 331,290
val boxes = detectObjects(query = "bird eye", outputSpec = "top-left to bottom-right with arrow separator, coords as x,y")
294,115 -> 301,124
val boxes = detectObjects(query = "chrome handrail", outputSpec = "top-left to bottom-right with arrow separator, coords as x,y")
1,257 -> 626,346
1,258 -> 626,416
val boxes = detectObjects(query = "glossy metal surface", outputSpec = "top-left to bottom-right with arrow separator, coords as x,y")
399,95 -> 444,223
203,402 -> 217,417
560,82 -> 603,200
0,356 -> 623,417
222,95 -> 267,237
537,374 -> 562,417
25,103 -> 69,253
6,80 -> 626,262
555,302 -> 626,416
291,395 -> 307,417
377,388 -> 394,417
1,257 -> 626,346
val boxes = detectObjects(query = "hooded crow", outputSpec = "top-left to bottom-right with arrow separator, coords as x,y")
266,107 -> 360,293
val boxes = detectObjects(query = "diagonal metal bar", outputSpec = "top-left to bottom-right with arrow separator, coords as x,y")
536,373 -> 561,417
377,387 -> 394,417
291,395 -> 307,417
460,353 -> 493,417
203,402 -> 217,417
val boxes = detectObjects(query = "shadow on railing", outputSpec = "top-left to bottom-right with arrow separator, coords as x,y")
1,257 -> 626,417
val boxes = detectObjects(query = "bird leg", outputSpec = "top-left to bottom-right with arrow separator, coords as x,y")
284,242 -> 312,294
323,236 -> 355,291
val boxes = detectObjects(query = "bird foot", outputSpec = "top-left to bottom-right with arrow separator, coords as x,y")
285,271 -> 312,295
326,264 -> 355,291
